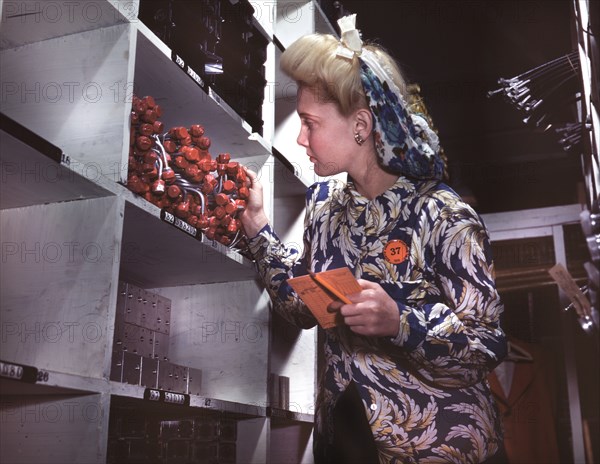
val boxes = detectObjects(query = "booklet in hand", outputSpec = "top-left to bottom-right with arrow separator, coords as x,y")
287,267 -> 362,329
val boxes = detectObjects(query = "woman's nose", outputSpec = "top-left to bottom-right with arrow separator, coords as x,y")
297,127 -> 308,147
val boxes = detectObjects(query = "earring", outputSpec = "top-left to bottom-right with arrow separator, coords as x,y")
354,133 -> 365,146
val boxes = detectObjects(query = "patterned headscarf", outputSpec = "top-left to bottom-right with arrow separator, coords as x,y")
337,15 -> 445,181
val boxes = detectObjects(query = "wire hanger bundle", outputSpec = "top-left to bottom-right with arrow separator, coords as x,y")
487,52 -> 584,153
127,95 -> 249,250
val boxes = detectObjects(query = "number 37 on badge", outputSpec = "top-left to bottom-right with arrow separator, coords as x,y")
384,239 -> 409,264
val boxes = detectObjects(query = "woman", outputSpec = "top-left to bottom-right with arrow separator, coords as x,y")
241,15 -> 507,464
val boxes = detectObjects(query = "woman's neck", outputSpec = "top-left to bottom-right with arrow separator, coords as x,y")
349,157 -> 399,200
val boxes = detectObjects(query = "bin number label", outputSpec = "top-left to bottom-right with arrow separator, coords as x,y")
145,388 -> 187,405
164,392 -> 186,405
0,361 -> 23,380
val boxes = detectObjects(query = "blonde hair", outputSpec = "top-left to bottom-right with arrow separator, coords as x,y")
280,33 -> 408,116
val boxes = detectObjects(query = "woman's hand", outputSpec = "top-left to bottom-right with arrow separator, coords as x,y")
239,167 -> 269,238
329,279 -> 400,337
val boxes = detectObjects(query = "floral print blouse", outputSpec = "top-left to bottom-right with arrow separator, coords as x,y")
247,175 -> 507,463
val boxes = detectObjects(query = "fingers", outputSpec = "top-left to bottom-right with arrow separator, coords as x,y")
240,166 -> 264,208
238,165 -> 268,237
243,166 -> 259,188
338,302 -> 362,317
357,278 -> 379,289
327,300 -> 344,313
346,279 -> 381,301
340,304 -> 372,334
346,288 -> 378,305
244,166 -> 256,181
333,288 -> 400,337
340,303 -> 398,337
328,301 -> 364,330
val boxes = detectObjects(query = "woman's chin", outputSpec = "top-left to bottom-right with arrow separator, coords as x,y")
313,162 -> 341,178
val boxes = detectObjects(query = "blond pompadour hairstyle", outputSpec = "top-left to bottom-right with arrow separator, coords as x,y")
280,33 -> 408,116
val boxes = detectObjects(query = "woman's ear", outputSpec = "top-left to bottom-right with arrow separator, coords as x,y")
354,108 -> 374,137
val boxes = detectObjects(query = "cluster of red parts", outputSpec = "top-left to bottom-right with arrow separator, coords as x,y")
127,95 -> 249,247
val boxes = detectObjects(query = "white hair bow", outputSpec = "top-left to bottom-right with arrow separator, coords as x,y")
336,14 -> 362,59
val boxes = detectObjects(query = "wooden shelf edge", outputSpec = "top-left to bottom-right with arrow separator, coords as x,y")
0,367 -> 108,396
109,382 -> 267,418
0,0 -> 137,50
267,407 -> 314,423
0,112 -> 62,162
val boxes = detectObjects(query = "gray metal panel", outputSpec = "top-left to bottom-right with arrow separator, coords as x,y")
0,197 -> 121,379
157,360 -> 176,392
152,331 -> 170,362
122,352 -> 141,386
122,323 -> 154,359
0,393 -> 108,464
110,349 -> 124,383
155,295 -> 172,335
187,367 -> 203,396
140,356 -> 158,389
552,225 -> 586,463
482,204 -> 581,240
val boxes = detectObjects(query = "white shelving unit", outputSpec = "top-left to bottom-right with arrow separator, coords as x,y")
0,1 -> 339,463
273,1 -> 345,190
266,2 -> 342,462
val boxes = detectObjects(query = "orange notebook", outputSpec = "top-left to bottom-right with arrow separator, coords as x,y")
287,267 -> 362,329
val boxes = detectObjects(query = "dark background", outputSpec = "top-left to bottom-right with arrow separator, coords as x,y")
327,0 -> 582,214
